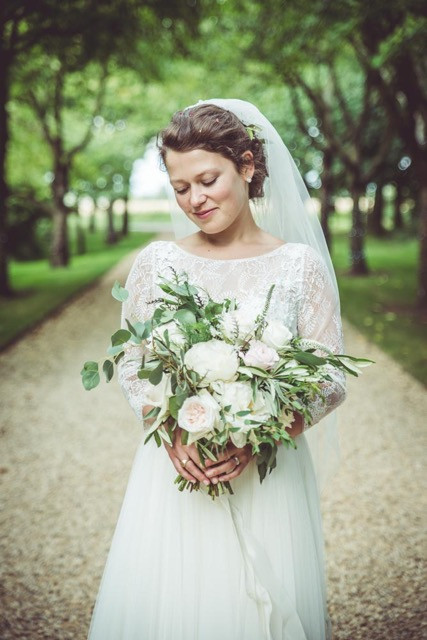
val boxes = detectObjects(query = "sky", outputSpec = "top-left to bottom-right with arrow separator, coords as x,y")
130,140 -> 169,198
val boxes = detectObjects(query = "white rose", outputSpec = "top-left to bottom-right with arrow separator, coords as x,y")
220,307 -> 259,343
177,390 -> 221,444
184,339 -> 239,385
261,321 -> 293,350
214,380 -> 253,411
242,339 -> 279,370
151,321 -> 187,350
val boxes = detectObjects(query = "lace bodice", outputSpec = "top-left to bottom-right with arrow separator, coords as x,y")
118,240 -> 346,430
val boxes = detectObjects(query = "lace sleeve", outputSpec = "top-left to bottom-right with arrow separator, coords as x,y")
117,243 -> 155,426
297,246 -> 346,429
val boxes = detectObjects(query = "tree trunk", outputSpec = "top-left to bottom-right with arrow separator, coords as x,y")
0,44 -> 12,295
416,180 -> 427,311
88,210 -> 96,233
121,193 -> 129,237
368,181 -> 386,236
394,181 -> 404,230
50,157 -> 70,267
349,186 -> 369,275
105,200 -> 118,245
319,151 -> 333,250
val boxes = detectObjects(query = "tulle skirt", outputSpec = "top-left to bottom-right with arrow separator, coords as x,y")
88,434 -> 331,640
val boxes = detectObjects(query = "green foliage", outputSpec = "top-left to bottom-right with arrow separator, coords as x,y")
333,232 -> 426,384
112,281 -> 129,302
81,361 -> 100,390
0,231 -> 153,349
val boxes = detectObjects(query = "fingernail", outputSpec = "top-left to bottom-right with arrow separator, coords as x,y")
212,478 -> 218,484
203,480 -> 210,486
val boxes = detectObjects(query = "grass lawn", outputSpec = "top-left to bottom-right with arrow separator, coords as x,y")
332,231 -> 426,385
0,229 -> 153,349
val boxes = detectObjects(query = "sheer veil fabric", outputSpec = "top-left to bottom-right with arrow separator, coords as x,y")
165,98 -> 342,491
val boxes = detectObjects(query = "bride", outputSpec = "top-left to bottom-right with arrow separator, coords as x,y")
88,99 -> 346,640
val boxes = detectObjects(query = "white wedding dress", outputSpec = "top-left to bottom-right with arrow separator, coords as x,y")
88,240 -> 346,640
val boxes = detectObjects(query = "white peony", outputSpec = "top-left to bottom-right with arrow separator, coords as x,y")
184,339 -> 239,385
261,321 -> 293,350
213,380 -> 253,410
151,321 -> 186,349
242,339 -> 280,370
177,390 -> 221,444
220,307 -> 259,343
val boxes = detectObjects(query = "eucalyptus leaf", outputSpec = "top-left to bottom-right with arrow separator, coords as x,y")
137,368 -> 152,380
111,329 -> 131,346
174,308 -> 197,326
111,281 -> 129,302
102,360 -> 114,383
107,344 -> 125,356
80,361 -> 100,390
149,362 -> 163,385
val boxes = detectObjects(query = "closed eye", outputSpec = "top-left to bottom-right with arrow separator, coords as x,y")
202,178 -> 217,187
174,177 -> 217,195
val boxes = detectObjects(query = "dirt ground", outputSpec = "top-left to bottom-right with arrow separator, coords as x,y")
1,244 -> 426,640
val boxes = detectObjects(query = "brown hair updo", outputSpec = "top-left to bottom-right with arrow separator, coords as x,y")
157,104 -> 268,199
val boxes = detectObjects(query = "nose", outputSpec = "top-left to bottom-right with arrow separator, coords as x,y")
190,186 -> 207,209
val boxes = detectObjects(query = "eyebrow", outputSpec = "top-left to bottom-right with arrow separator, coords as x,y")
169,169 -> 217,185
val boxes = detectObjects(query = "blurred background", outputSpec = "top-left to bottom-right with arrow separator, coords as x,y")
1,0 -> 426,384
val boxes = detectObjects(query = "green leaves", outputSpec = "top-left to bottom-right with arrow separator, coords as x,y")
102,359 -> 114,382
111,329 -> 131,346
174,308 -> 197,326
81,361 -> 100,390
293,351 -> 327,366
148,362 -> 163,385
111,281 -> 129,302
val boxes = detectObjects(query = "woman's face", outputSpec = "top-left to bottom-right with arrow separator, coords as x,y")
165,148 -> 253,234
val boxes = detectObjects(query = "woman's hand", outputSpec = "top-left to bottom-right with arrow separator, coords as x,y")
163,426 -> 211,486
286,412 -> 304,438
203,443 -> 254,484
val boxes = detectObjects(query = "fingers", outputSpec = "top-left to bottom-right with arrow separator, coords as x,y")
204,444 -> 241,467
183,457 -> 211,485
175,458 -> 199,484
205,456 -> 237,479
165,442 -> 211,485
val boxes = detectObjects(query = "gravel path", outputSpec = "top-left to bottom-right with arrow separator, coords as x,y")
1,241 -> 426,640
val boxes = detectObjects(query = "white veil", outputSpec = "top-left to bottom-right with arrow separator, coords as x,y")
164,98 -> 341,491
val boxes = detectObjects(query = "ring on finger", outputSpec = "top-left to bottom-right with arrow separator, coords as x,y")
180,458 -> 190,468
232,455 -> 240,467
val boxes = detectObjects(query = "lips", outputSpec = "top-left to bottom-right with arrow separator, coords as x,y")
193,207 -> 217,220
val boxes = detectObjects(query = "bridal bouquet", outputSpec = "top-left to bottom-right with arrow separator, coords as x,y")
81,269 -> 371,498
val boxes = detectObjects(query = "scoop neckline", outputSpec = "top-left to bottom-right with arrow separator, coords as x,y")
167,240 -> 289,263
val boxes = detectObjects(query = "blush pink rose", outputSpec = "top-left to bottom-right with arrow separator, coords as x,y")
242,339 -> 279,370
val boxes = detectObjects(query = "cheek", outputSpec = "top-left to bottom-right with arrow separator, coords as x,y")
214,177 -> 244,204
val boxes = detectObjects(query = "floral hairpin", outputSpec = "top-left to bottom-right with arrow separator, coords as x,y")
244,123 -> 264,143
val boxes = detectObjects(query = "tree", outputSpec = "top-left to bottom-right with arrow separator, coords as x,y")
313,0 -> 427,304
1,1 -> 203,290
